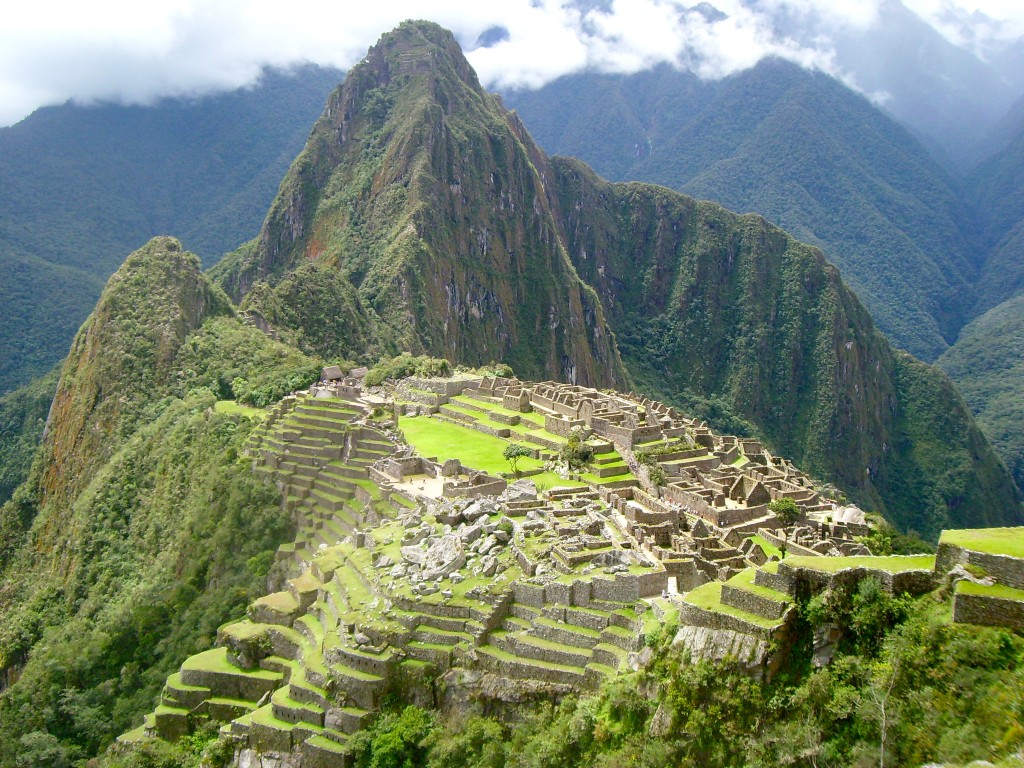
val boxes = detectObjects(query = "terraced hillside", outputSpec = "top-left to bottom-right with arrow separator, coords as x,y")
120,373 -> 1024,765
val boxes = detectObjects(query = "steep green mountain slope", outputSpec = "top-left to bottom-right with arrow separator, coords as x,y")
506,59 -> 980,363
938,294 -> 1024,488
0,238 -> 319,763
550,159 -> 1020,537
214,23 -> 625,388
0,369 -> 57,505
0,65 -> 341,394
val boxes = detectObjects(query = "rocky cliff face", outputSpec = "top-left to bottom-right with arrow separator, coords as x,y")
215,22 -> 625,388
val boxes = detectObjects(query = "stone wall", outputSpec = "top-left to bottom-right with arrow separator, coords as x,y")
443,475 -> 507,498
936,542 -> 1024,590
720,585 -> 788,620
411,378 -> 479,396
544,414 -> 584,437
953,590 -> 1024,630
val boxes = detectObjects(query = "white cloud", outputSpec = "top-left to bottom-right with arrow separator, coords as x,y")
0,0 -> 1020,127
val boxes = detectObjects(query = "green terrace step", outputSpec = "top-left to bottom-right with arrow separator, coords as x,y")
413,625 -> 474,647
405,640 -> 456,667
204,697 -> 258,722
303,734 -> 350,762
328,663 -> 385,710
476,645 -> 587,685
154,704 -> 190,740
272,685 -> 324,727
592,642 -> 628,669
336,705 -> 374,734
180,648 -> 283,701
599,624 -> 640,652
506,632 -> 593,668
502,616 -> 533,632
162,672 -> 210,709
330,643 -> 395,676
530,616 -> 601,648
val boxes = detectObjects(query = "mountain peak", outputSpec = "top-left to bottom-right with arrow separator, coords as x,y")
214,22 -> 626,388
361,20 -> 481,90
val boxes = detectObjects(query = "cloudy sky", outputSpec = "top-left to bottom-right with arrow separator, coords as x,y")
1,0 -> 1022,127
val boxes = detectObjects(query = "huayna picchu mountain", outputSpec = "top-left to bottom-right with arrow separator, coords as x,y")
0,20 -> 1023,768
213,23 -> 625,390
215,21 -> 1019,538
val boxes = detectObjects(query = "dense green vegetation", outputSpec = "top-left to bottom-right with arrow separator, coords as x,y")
0,368 -> 57,504
938,294 -> 1024,489
0,64 -> 341,394
0,393 -> 289,766
0,239 -> 318,766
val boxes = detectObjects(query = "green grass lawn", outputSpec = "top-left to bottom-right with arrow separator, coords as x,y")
783,555 -> 935,573
683,582 -> 782,628
398,415 -> 584,488
940,527 -> 1024,559
956,580 -> 1024,601
750,535 -> 781,559
214,399 -> 266,419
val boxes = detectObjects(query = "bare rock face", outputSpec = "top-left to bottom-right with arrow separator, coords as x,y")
423,534 -> 466,574
673,625 -> 773,678
237,749 -> 302,768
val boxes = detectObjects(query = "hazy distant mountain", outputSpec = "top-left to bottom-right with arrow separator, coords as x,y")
821,0 -> 1019,166
0,64 -> 341,393
970,95 -> 1024,312
938,293 -> 1024,489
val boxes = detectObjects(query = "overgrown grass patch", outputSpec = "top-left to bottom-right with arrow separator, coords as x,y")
214,399 -> 267,419
783,554 -> 935,573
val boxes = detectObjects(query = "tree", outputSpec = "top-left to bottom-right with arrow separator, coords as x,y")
503,444 -> 532,477
769,497 -> 801,527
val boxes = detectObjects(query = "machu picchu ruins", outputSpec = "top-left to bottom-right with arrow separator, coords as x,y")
121,370 -> 1024,765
